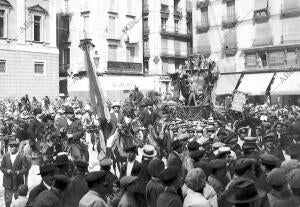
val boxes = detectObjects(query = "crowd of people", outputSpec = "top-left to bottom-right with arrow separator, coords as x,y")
1,92 -> 300,207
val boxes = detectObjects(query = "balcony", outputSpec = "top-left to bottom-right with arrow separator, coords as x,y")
245,56 -> 300,71
197,0 -> 209,9
144,48 -> 150,58
193,45 -> 211,56
143,4 -> 149,15
160,48 -> 188,59
253,8 -> 270,23
281,34 -> 300,44
222,14 -> 238,28
253,37 -> 273,47
174,8 -> 183,19
281,5 -> 300,18
160,4 -> 170,18
196,23 -> 210,33
223,43 -> 238,56
160,27 -> 192,39
107,61 -> 143,74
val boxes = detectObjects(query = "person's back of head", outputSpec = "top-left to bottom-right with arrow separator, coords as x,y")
18,184 -> 28,197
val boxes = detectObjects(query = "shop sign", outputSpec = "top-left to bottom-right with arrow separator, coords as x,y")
231,91 -> 246,112
159,76 -> 171,82
107,61 -> 143,74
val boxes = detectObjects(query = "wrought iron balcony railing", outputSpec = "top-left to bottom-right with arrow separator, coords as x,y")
222,14 -> 238,28
253,8 -> 270,23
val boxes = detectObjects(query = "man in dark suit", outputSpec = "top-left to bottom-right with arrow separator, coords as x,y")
27,108 -> 44,153
62,160 -> 89,207
167,140 -> 183,169
139,102 -> 159,129
100,158 -> 118,200
25,164 -> 56,207
0,140 -> 30,207
120,145 -> 141,178
33,174 -> 70,207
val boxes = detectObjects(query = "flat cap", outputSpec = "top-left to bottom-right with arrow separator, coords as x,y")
124,145 -> 137,153
209,159 -> 227,170
148,158 -> 165,178
55,154 -> 69,166
8,140 -> 19,146
234,158 -> 256,171
266,168 -> 287,187
171,140 -> 182,149
260,153 -> 280,166
99,158 -> 113,167
75,160 -> 89,169
206,126 -> 215,132
190,150 -> 205,160
288,169 -> 300,188
212,142 -> 226,149
187,141 -> 201,151
159,166 -> 180,183
86,171 -> 107,186
120,176 -> 138,189
38,164 -> 56,175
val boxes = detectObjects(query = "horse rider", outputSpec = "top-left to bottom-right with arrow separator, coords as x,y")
82,104 -> 99,151
139,101 -> 159,142
27,108 -> 45,158
62,105 -> 87,161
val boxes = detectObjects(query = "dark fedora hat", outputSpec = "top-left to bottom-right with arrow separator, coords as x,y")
37,164 -> 56,175
226,178 -> 266,204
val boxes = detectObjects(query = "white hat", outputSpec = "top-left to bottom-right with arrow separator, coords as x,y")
111,101 -> 121,108
142,145 -> 157,158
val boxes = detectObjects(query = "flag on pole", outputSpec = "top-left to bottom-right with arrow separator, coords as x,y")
79,39 -> 110,157
79,39 -> 111,122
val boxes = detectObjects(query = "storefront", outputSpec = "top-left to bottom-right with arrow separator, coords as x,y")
67,75 -> 159,103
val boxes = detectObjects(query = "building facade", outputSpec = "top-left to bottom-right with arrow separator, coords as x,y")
59,0 -> 158,102
0,0 -> 59,99
193,0 -> 300,105
143,0 -> 193,94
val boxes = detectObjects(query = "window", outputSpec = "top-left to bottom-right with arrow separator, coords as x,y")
108,45 -> 118,61
143,18 -> 148,30
83,15 -> 89,37
174,20 -> 179,32
201,8 -> 208,26
63,48 -> 70,68
34,15 -> 41,41
162,60 -> 168,74
161,18 -> 167,31
174,40 -> 180,54
144,39 -> 149,51
0,60 -> 6,73
227,1 -> 235,20
34,61 -> 45,74
109,16 -> 116,37
187,21 -> 192,34
0,10 -> 4,38
126,46 -> 135,62
161,38 -> 168,53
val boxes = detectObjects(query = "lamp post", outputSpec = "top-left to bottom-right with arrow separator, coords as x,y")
93,50 -> 100,69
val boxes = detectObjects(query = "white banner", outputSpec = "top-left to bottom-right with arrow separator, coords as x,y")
231,91 -> 246,112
